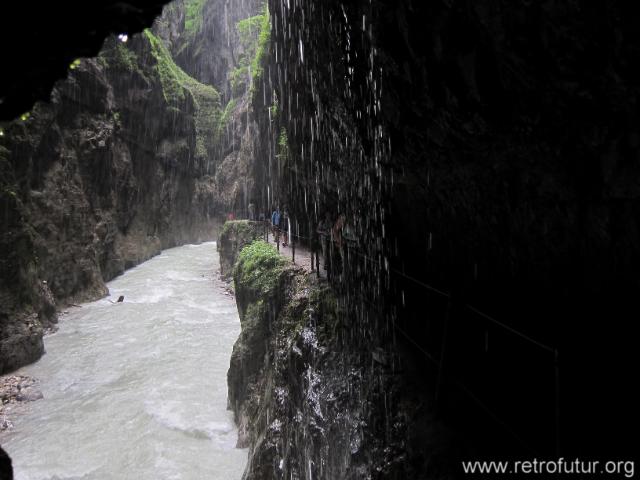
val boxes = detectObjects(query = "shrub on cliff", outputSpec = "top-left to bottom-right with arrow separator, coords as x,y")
235,240 -> 287,295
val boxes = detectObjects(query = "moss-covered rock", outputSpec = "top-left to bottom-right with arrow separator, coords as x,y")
143,28 -> 222,161
217,220 -> 266,280
223,228 -> 426,478
234,240 -> 288,295
232,5 -> 270,97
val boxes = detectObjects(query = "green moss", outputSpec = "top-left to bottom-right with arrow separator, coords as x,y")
251,6 -> 271,86
184,0 -> 207,36
221,219 -> 251,239
215,98 -> 237,142
229,65 -> 249,96
233,5 -> 271,96
235,240 -> 288,294
143,29 -> 221,157
113,42 -> 138,71
276,127 -> 289,161
269,95 -> 279,120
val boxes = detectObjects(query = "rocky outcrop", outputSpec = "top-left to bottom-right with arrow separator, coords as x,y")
156,0 -> 262,97
150,0 -> 267,216
256,0 -> 640,461
224,224 -> 450,479
0,0 -> 270,374
217,220 -> 265,280
0,24 -> 227,374
0,1 -> 172,121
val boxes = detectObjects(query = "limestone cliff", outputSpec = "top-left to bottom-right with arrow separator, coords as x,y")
222,223 -> 450,479
0,5 -> 244,374
157,0 -> 267,215
217,220 -> 265,281
255,0 -> 640,460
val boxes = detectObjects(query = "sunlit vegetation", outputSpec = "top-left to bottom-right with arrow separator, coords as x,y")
221,219 -> 252,239
184,0 -> 207,36
231,5 -> 271,96
269,94 -> 279,121
215,98 -> 237,143
112,42 -> 139,72
235,240 -> 288,295
277,127 -> 289,162
144,29 -> 222,158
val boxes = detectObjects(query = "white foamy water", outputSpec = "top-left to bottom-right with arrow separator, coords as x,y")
0,242 -> 247,479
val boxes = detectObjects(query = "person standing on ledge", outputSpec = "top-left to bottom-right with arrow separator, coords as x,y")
271,206 -> 281,244
280,209 -> 290,247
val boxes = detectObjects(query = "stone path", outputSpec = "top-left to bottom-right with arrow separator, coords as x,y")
266,232 -> 327,278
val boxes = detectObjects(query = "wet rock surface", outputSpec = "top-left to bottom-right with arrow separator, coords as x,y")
222,223 -> 449,479
0,2 -> 171,121
258,0 -> 640,461
217,220 -> 266,281
0,2 -> 266,375
0,375 -> 43,431
0,31 -> 220,374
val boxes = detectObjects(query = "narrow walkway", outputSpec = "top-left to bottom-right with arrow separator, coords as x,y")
266,232 -> 327,279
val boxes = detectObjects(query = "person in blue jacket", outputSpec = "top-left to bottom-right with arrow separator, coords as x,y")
271,207 -> 281,243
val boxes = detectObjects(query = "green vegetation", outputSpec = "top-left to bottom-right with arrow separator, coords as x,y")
0,145 -> 17,200
144,29 -> 221,157
269,94 -> 279,120
235,240 -> 288,294
97,37 -> 146,81
221,219 -> 252,239
231,5 -> 271,96
69,59 -> 82,70
277,127 -> 289,161
112,42 -> 139,72
184,0 -> 207,36
215,98 -> 237,142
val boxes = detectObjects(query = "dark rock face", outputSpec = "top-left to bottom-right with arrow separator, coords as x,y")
154,0 -> 266,215
157,0 -> 262,97
224,226 -> 452,479
0,1 -> 171,121
217,220 -> 265,280
256,0 -> 639,467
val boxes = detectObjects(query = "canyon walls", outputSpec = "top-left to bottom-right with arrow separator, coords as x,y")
222,225 -> 450,479
0,0 -> 263,374
254,0 -> 640,462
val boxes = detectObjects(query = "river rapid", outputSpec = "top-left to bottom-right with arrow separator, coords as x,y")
0,242 -> 247,479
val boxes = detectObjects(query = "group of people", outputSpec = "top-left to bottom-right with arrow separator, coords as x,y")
312,212 -> 355,279
270,206 -> 290,247
265,205 -> 355,280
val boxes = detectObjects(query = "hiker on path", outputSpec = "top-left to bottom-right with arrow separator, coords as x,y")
280,210 -> 290,247
271,207 -> 281,243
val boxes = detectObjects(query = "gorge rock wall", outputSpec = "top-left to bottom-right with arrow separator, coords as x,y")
157,0 -> 266,216
217,220 -> 265,280
0,9 -> 235,374
223,224 -> 450,479
256,0 -> 640,463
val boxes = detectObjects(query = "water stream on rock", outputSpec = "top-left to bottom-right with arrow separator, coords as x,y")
0,242 -> 246,479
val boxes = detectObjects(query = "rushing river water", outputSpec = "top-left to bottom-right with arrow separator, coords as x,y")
0,242 -> 247,479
